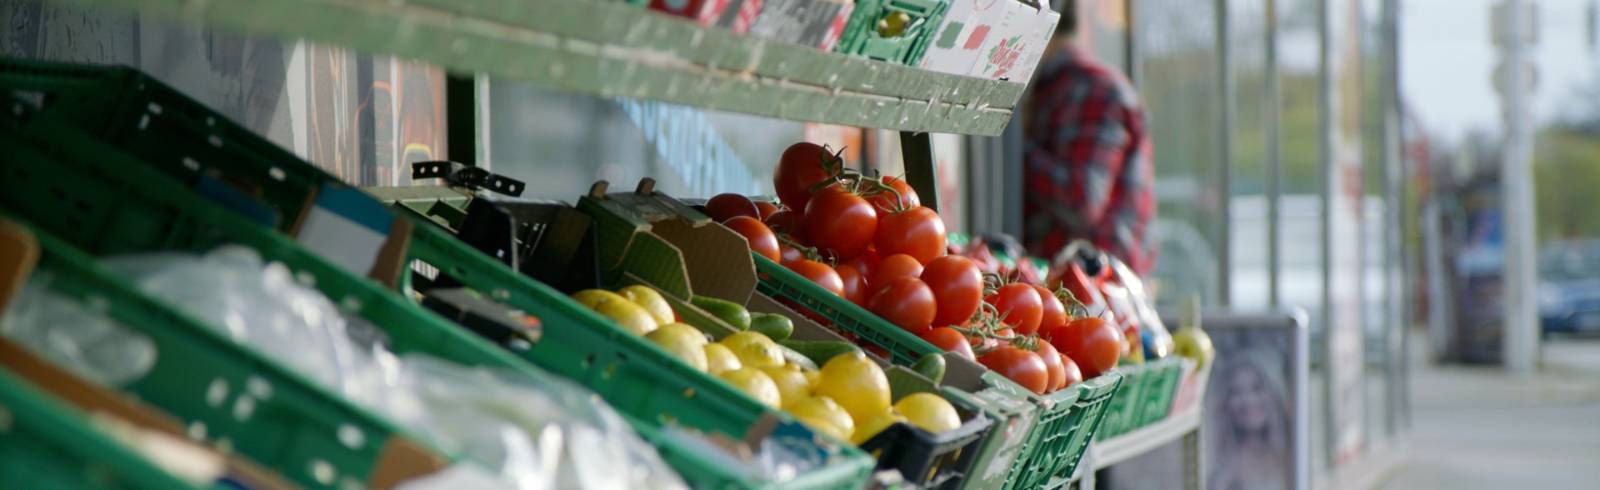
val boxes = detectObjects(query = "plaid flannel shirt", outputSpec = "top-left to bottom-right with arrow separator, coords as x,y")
1023,46 -> 1156,275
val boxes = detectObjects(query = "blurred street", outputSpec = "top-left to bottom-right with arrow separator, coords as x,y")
1372,335 -> 1600,489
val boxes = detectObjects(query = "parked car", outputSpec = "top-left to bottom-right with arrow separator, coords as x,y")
1539,239 -> 1600,335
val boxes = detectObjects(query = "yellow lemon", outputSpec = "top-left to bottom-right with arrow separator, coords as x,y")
759,365 -> 812,406
783,395 -> 855,442
893,393 -> 962,433
803,369 -> 821,390
814,351 -> 891,425
617,285 -> 674,325
850,410 -> 907,446
720,331 -> 784,369
646,324 -> 709,372
589,296 -> 658,335
719,367 -> 781,408
572,289 -> 627,309
703,343 -> 743,375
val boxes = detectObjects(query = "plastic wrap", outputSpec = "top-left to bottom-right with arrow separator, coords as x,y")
0,280 -> 157,386
7,246 -> 686,490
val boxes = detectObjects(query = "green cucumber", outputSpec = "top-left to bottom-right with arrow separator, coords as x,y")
779,339 -> 861,367
911,352 -> 947,385
748,313 -> 794,341
690,295 -> 750,330
778,345 -> 819,371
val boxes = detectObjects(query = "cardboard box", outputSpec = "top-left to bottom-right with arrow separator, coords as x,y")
916,0 -> 992,75
968,0 -> 1060,84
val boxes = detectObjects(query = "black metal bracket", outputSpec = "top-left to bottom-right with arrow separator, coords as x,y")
412,160 -> 525,197
900,131 -> 940,212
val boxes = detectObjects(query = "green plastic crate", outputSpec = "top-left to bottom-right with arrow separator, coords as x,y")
0,370 -> 201,490
3,222 -> 445,490
1135,358 -> 1184,426
0,59 -> 874,489
1020,374 -> 1120,489
1095,364 -> 1146,439
573,185 -> 989,489
835,0 -> 949,65
754,256 -> 1120,490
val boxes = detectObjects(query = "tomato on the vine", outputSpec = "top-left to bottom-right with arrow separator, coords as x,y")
988,283 -> 1044,335
706,193 -> 760,222
1041,317 -> 1123,379
875,206 -> 947,264
920,327 -> 975,361
774,142 -> 843,211
1032,341 -> 1066,392
836,263 -> 869,307
1034,285 -> 1068,332
843,247 -> 880,285
787,259 -> 845,297
868,276 -> 936,335
764,210 -> 806,242
1059,353 -> 1084,388
754,201 -> 780,220
723,216 -> 780,262
979,345 -> 1049,394
921,256 -> 983,327
778,244 -> 802,265
803,186 -> 878,260
871,254 -> 924,292
866,176 -> 920,212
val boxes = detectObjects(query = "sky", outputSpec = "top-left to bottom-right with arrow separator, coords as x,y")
1401,0 -> 1599,142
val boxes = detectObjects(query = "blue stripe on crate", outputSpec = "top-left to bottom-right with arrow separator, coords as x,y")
192,175 -> 279,228
313,184 -> 393,233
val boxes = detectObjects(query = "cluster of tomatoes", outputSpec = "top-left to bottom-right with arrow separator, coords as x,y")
705,142 -> 1126,395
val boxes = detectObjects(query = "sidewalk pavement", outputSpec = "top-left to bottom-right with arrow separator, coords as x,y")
1371,336 -> 1600,489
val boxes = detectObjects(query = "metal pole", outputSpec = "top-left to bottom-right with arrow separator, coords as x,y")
1500,0 -> 1539,375
1217,0 -> 1234,307
1380,0 -> 1405,437
1266,0 -> 1283,308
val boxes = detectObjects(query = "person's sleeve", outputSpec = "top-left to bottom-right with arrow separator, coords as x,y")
1057,83 -> 1132,225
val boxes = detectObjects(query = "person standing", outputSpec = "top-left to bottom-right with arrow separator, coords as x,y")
1023,0 -> 1156,275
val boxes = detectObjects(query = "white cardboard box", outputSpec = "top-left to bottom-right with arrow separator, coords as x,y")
918,0 -> 1012,75
968,1 -> 1060,85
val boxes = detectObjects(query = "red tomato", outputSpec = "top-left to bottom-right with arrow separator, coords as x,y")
868,277 -> 936,335
871,254 -> 924,293
787,259 -> 845,297
723,216 -> 780,262
778,244 -> 802,264
774,142 -> 841,211
764,210 -> 806,242
803,186 -> 878,260
875,206 -> 947,264
866,176 -> 921,212
920,327 -> 976,361
1059,353 -> 1084,387
1034,285 -> 1068,332
921,256 -> 983,327
754,200 -> 780,220
1041,317 -> 1123,379
836,263 -> 869,307
979,345 -> 1049,394
843,247 -> 880,283
988,283 -> 1044,335
1033,341 -> 1066,392
706,193 -> 760,222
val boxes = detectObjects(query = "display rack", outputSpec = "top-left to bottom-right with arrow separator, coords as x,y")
75,0 -> 1023,137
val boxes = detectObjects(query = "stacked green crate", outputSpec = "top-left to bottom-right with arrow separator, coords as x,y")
0,58 -> 874,489
0,370 -> 201,490
754,256 -> 1123,489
